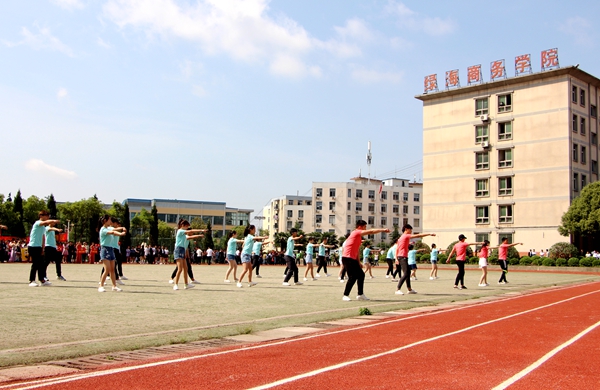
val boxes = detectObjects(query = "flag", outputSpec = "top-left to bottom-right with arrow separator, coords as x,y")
378,183 -> 383,194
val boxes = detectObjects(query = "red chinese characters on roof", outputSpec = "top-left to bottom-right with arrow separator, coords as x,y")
515,54 -> 532,75
490,59 -> 506,80
467,65 -> 482,85
541,48 -> 559,71
445,69 -> 460,89
424,74 -> 438,93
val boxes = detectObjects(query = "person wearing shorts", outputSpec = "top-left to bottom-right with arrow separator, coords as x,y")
498,237 -> 522,284
303,237 -> 317,281
408,245 -> 425,281
429,243 -> 442,280
224,231 -> 244,283
98,215 -> 126,292
238,225 -> 268,288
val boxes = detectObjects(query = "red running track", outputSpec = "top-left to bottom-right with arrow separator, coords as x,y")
4,282 -> 600,390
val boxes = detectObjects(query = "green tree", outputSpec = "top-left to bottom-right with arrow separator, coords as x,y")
12,190 -> 26,238
559,181 -> 600,238
58,196 -> 105,243
47,194 -> 58,217
150,205 -> 159,246
23,195 -> 48,232
274,231 -> 290,251
0,195 -> 19,236
131,208 -> 152,238
121,202 -> 132,251
548,242 -> 579,259
203,222 -> 215,250
390,224 -> 400,246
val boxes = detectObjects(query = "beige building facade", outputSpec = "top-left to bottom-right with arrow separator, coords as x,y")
416,66 -> 600,249
262,195 -> 313,240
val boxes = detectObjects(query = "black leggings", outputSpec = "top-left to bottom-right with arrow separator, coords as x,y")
251,254 -> 261,275
316,255 -> 327,274
386,258 -> 397,278
45,246 -> 62,277
498,260 -> 508,282
454,261 -> 465,286
171,257 -> 194,280
342,257 -> 364,296
28,246 -> 46,282
283,255 -> 298,283
396,257 -> 411,290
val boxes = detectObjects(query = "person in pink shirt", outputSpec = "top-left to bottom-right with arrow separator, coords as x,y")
446,234 -> 485,290
341,220 -> 390,302
477,240 -> 497,287
395,224 -> 436,295
497,237 -> 523,284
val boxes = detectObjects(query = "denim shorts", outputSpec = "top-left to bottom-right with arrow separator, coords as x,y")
241,253 -> 252,264
409,264 -> 417,270
430,260 -> 438,264
305,254 -> 313,264
174,246 -> 186,260
100,246 -> 115,261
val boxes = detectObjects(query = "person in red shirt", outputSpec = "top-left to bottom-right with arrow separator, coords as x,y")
446,234 -> 485,289
497,237 -> 523,284
395,224 -> 436,295
341,220 -> 389,301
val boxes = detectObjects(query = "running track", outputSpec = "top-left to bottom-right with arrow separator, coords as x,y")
4,282 -> 600,390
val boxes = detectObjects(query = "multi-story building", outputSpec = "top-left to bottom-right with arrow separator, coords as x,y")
416,65 -> 600,248
124,198 -> 252,238
262,195 -> 313,239
311,177 -> 422,244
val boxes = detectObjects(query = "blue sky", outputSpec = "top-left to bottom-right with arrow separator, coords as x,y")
1,0 -> 599,219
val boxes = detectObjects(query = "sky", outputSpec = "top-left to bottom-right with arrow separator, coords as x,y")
1,0 -> 599,221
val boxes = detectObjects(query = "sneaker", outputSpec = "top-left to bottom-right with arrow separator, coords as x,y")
386,275 -> 390,279
29,282 -> 39,287
459,286 -> 467,290
192,280 -> 201,284
342,295 -> 352,301
340,279 -> 345,283
173,285 -> 179,290
413,277 -> 418,281
303,277 -> 308,281
168,279 -> 174,284
41,281 -> 52,286
282,282 -> 291,286
315,273 -> 321,278
256,275 -> 262,278
392,279 -> 398,282
478,283 -> 488,287
185,284 -> 195,289
112,286 -> 122,292
453,285 -> 459,289
116,280 -> 125,285
312,278 -> 318,281
395,290 -> 404,295
498,281 -> 506,284
325,273 -> 331,277
429,277 -> 435,280
237,282 -> 243,288
407,290 -> 417,294
57,276 -> 66,281
44,277 -> 49,282
369,276 -> 375,279
224,279 -> 231,283
294,282 -> 303,286
248,282 -> 257,287
357,294 -> 370,301
98,287 -> 106,292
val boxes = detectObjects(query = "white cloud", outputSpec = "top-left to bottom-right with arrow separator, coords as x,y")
51,0 -> 85,10
25,159 -> 77,179
334,18 -> 374,43
97,37 -> 112,49
3,24 -> 74,57
192,84 -> 207,97
351,67 -> 403,84
385,1 -> 457,36
559,17 -> 594,46
57,88 -> 68,99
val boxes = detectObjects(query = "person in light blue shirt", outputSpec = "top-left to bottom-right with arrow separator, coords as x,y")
98,215 -> 127,292
28,210 -> 60,287
172,219 -> 204,291
100,218 -> 127,285
361,243 -> 381,279
238,225 -> 268,288
44,222 -> 65,281
283,228 -> 304,286
429,243 -> 443,280
386,244 -> 398,280
224,231 -> 244,283
315,237 -> 334,277
408,244 -> 426,281
251,241 -> 264,278
303,237 -> 317,281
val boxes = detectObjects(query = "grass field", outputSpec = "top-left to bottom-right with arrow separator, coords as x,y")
0,262 -> 597,368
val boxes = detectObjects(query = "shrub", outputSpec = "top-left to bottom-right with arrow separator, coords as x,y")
555,258 -> 567,267
488,255 -> 499,265
519,256 -> 533,266
414,241 -> 430,253
359,307 -> 372,316
469,256 -> 479,264
420,253 -> 430,263
548,242 -> 578,260
567,257 -> 580,267
438,254 -> 448,263
580,258 -> 593,267
531,258 -> 541,266
508,258 -> 519,265
542,258 -> 556,267
592,259 -> 600,267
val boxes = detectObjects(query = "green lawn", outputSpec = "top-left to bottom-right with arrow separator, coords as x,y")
0,262 -> 597,367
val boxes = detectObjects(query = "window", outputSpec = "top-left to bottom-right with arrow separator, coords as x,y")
393,217 -> 399,226
381,191 -> 387,200
356,202 -> 362,212
316,215 -> 322,223
368,203 -> 375,212
592,105 -> 598,118
288,200 -> 294,205
297,221 -> 303,229
347,215 -> 351,224
298,210 -> 304,218
381,217 -> 387,226
582,175 -> 587,189
403,218 -> 409,226
393,192 -> 400,201
329,215 -> 335,224
498,122 -> 512,140
581,146 -> 587,164
403,193 -> 409,201
355,215 -> 363,223
414,206 -> 420,214
593,160 -> 598,174
368,216 -> 375,225
381,232 -> 387,240
297,200 -> 303,205
381,204 -> 387,213
498,233 -> 514,244
498,93 -> 512,112
476,152 -> 489,170
392,205 -> 399,213
475,125 -> 489,143
414,193 -> 420,202
347,202 -> 351,211
329,188 -> 336,197
368,190 -> 375,199
580,89 -> 586,106
475,233 -> 489,245
356,189 -> 362,198
413,219 -> 420,228
316,188 -> 322,197
287,210 -> 293,218
572,114 -> 578,133
306,200 -> 312,206
287,221 -> 292,230
403,205 -> 409,214
498,149 -> 513,168
573,173 -> 579,191
499,205 -> 513,223
316,201 -> 322,211
329,202 -> 335,211
476,179 -> 489,197
593,133 -> 598,146
581,117 -> 586,135
498,177 -> 513,196
476,206 -> 489,224
573,144 -> 578,163
475,97 -> 489,116
347,189 -> 352,197
572,86 -> 577,103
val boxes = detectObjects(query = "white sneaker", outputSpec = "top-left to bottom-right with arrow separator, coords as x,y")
41,281 -> 52,286
256,275 -> 262,278
325,273 -> 331,277
294,282 -> 303,286
414,277 -> 418,281
173,285 -> 179,290
315,274 -> 321,278
342,295 -> 352,301
192,280 -> 201,284
392,279 -> 398,282
116,280 -> 125,285
478,283 -> 489,287
186,283 -> 195,289
248,282 -> 257,287
169,279 -> 174,284
357,294 -> 370,301
98,286 -> 106,292
312,278 -> 318,281
120,276 -> 128,280
237,282 -> 243,288
282,282 -> 290,286
303,277 -> 308,281
112,286 -> 122,292
369,276 -> 375,279
429,277 -> 435,280
386,275 -> 390,279
224,279 -> 231,283
395,290 -> 404,295
340,279 -> 345,283
407,290 -> 417,294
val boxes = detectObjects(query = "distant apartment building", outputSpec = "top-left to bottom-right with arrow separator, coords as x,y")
416,63 -> 600,249
124,198 -> 252,238
262,195 -> 313,239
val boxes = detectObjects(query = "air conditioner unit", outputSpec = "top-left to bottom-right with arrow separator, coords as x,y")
331,196 -> 335,200
331,223 -> 335,226
480,114 -> 489,122
316,224 -> 321,227
482,141 -> 490,148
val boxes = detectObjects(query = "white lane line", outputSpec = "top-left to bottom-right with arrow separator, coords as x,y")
491,319 -> 600,390
3,284 -> 598,390
248,289 -> 600,390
